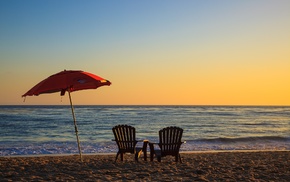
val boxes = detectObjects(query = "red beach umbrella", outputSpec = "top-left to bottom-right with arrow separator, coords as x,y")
22,70 -> 111,161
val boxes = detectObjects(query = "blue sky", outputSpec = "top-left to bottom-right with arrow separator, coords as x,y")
1,0 -> 289,105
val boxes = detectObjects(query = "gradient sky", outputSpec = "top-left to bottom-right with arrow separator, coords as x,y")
0,0 -> 289,105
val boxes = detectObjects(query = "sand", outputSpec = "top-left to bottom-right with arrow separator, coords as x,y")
1,151 -> 289,181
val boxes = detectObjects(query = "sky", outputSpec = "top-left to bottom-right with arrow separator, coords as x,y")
0,0 -> 289,105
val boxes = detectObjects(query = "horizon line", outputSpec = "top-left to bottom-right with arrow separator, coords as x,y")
1,104 -> 290,107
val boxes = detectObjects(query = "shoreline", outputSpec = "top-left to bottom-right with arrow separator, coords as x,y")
1,149 -> 290,158
1,151 -> 289,181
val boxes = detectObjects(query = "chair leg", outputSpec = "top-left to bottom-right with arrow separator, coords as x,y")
157,156 -> 161,162
115,152 -> 120,163
135,148 -> 143,161
120,153 -> 124,161
175,154 -> 179,162
134,153 -> 138,161
179,154 -> 182,163
134,150 -> 140,161
149,143 -> 155,161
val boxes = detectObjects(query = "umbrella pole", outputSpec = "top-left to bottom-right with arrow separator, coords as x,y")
68,91 -> 83,162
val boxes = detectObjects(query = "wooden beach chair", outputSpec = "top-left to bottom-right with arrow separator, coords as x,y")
112,125 -> 143,162
149,126 -> 185,162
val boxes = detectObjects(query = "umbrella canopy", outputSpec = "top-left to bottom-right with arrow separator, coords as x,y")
22,70 -> 111,97
22,70 -> 111,161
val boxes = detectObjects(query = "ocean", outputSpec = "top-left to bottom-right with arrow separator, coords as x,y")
0,105 -> 289,156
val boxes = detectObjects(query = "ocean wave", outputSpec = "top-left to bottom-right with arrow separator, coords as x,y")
1,105 -> 290,156
187,136 -> 290,143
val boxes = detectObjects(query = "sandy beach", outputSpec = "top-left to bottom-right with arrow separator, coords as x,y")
1,151 -> 289,181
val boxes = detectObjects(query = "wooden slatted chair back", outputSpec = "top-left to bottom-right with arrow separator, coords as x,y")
159,126 -> 183,156
112,125 -> 137,153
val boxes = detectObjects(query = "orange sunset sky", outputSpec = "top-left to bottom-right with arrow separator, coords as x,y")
0,0 -> 289,105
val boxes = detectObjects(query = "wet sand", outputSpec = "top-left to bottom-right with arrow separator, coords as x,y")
1,151 -> 289,181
